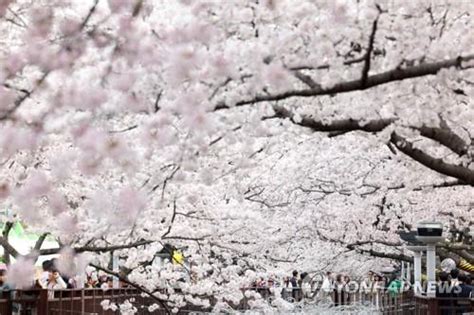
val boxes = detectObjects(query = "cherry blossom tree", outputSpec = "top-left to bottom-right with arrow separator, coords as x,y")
0,0 -> 473,312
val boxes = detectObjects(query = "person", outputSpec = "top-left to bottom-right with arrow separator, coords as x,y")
465,274 -> 473,294
100,277 -> 113,290
281,276 -> 293,301
454,273 -> 472,314
98,275 -> 108,289
436,271 -> 454,315
360,271 -> 374,305
333,274 -> 345,306
39,260 -> 53,288
51,258 -> 73,289
387,274 -> 402,297
455,273 -> 472,298
86,272 -> 99,288
0,264 -> 20,314
371,274 -> 385,308
450,268 -> 460,287
0,263 -> 12,290
320,271 -> 333,298
290,270 -> 301,302
46,268 -> 67,298
299,272 -> 311,299
343,275 -> 352,303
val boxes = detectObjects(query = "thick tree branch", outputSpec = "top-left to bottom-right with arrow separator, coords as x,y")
390,132 -> 474,185
1,222 -> 15,263
417,122 -> 470,156
38,239 -> 155,256
33,233 -> 49,251
456,250 -> 474,264
268,105 -> 396,133
355,247 -> 412,263
215,54 -> 474,110
0,236 -> 19,258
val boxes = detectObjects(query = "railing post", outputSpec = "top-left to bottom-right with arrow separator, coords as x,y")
427,298 -> 439,315
37,289 -> 48,315
81,288 -> 85,314
5,290 -> 13,315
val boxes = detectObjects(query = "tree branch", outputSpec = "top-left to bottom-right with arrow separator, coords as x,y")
267,105 -> 396,133
90,262 -> 171,314
34,233 -> 49,251
80,0 -> 100,29
293,71 -> 320,89
390,131 -> 474,185
355,247 -> 412,263
417,122 -> 470,156
0,236 -> 19,258
38,239 -> 155,256
361,17 -> 379,86
1,222 -> 14,263
161,199 -> 177,238
0,71 -> 49,121
215,54 -> 474,110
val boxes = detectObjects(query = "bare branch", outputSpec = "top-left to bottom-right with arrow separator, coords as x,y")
293,71 -> 320,89
154,90 -> 162,113
288,54 -> 367,71
80,0 -> 100,29
215,54 -> 474,110
1,222 -> 14,263
109,125 -> 138,133
161,199 -> 177,238
150,166 -> 180,201
0,71 -> 49,121
361,16 -> 379,86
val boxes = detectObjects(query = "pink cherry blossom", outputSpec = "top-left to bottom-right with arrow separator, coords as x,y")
55,247 -> 77,278
262,63 -> 291,91
107,0 -> 132,13
116,186 -> 146,226
0,0 -> 12,17
48,191 -> 68,215
6,257 -> 36,289
57,212 -> 79,243
28,7 -> 53,38
0,87 -> 15,110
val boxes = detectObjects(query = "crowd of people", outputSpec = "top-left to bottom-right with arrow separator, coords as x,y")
250,268 -> 473,306
436,269 -> 473,298
0,259 -> 126,295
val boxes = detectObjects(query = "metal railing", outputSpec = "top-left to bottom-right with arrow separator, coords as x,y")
0,288 -> 167,315
0,287 -> 472,314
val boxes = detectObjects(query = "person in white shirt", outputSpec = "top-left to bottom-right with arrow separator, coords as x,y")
319,271 -> 334,302
38,260 -> 53,289
46,269 -> 67,298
